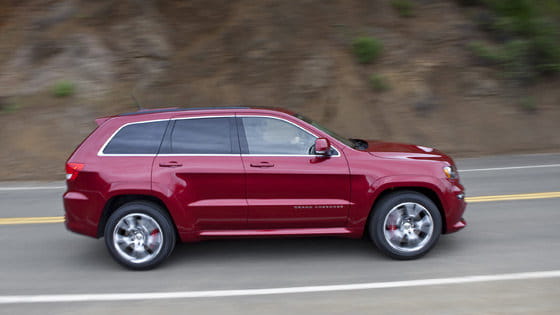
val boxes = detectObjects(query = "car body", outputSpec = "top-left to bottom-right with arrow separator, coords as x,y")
64,107 -> 466,269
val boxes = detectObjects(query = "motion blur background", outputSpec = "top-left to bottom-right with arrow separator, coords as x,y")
0,0 -> 559,180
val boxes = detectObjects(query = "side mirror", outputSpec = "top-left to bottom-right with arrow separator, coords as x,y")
314,138 -> 331,156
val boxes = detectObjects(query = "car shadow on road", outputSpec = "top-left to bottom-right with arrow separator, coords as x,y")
70,232 -> 468,272
166,237 -> 384,265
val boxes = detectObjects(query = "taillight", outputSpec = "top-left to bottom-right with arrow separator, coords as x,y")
66,163 -> 84,181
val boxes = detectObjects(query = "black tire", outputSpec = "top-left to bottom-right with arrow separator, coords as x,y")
369,191 -> 442,260
104,201 -> 176,270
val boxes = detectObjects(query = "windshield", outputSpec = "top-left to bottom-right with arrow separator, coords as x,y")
293,114 -> 356,148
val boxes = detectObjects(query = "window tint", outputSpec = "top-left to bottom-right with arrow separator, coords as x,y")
241,117 -> 316,155
103,121 -> 167,154
165,117 -> 235,154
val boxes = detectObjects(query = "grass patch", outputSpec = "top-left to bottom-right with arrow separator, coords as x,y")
391,0 -> 415,18
369,74 -> 391,92
52,80 -> 75,97
352,37 -> 383,64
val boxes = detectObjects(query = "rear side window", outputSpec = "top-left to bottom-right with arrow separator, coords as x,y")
161,117 -> 236,154
103,121 -> 167,154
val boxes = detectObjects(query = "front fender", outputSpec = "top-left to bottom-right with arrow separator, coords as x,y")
347,174 -> 447,231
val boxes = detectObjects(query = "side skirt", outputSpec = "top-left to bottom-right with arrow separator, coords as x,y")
198,227 -> 355,239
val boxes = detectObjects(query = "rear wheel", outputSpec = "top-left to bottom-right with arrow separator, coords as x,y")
104,201 -> 176,270
369,191 -> 442,260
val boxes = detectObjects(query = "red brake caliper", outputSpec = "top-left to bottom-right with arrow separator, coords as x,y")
148,229 -> 160,250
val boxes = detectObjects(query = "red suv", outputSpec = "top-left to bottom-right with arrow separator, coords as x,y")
64,107 -> 466,269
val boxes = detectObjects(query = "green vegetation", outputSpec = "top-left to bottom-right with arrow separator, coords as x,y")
369,74 -> 391,92
468,41 -> 504,64
520,96 -> 537,112
0,102 -> 19,114
465,0 -> 560,81
52,80 -> 75,97
352,37 -> 383,64
391,0 -> 415,18
469,40 -> 534,81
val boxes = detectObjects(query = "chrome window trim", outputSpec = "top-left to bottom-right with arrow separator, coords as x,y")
97,114 -> 341,157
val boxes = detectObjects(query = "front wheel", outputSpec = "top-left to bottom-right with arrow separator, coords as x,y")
104,201 -> 176,270
369,191 -> 442,260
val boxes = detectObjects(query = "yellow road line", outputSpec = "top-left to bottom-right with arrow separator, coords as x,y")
0,216 -> 64,225
1,192 -> 560,225
466,192 -> 560,203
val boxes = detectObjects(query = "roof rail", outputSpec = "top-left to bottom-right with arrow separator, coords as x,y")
118,106 -> 249,116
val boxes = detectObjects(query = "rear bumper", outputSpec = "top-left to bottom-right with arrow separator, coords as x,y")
63,190 -> 103,238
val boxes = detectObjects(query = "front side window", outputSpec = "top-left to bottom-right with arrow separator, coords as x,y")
241,117 -> 316,155
162,117 -> 235,154
103,121 -> 167,154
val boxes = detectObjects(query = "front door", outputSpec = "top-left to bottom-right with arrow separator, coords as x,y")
238,116 -> 351,229
152,115 -> 247,232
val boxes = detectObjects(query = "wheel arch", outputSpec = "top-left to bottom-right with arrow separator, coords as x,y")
364,186 -> 446,237
97,194 -> 177,238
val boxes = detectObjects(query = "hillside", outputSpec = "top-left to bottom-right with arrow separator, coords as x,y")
0,0 -> 559,180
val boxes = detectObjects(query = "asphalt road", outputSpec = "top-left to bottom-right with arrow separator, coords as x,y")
1,153 -> 560,314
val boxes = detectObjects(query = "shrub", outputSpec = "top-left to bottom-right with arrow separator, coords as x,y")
469,40 -> 535,81
468,41 -> 506,64
391,0 -> 415,18
369,74 -> 391,92
0,101 -> 19,114
531,19 -> 560,73
352,37 -> 383,64
467,0 -> 560,79
501,39 -> 534,81
52,80 -> 75,97
520,96 -> 537,112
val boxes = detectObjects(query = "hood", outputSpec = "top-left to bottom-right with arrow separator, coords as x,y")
363,140 -> 455,165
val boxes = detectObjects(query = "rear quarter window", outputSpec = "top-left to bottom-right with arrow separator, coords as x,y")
102,120 -> 168,154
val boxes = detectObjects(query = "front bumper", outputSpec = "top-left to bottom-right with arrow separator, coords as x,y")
442,180 -> 467,234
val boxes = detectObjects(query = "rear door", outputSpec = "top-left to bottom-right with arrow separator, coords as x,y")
238,115 -> 351,229
152,115 -> 247,232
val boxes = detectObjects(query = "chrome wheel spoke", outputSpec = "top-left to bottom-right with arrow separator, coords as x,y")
115,234 -> 133,247
399,205 -> 409,217
132,245 -> 147,258
407,231 -> 420,244
405,203 -> 420,218
390,229 -> 405,243
124,216 -> 137,229
417,217 -> 432,233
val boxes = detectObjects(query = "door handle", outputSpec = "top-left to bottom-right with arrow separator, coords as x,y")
159,161 -> 183,167
250,162 -> 275,168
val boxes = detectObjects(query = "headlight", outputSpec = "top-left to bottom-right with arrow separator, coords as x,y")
443,165 -> 458,179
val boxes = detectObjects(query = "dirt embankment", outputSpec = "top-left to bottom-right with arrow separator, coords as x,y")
0,0 -> 559,180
